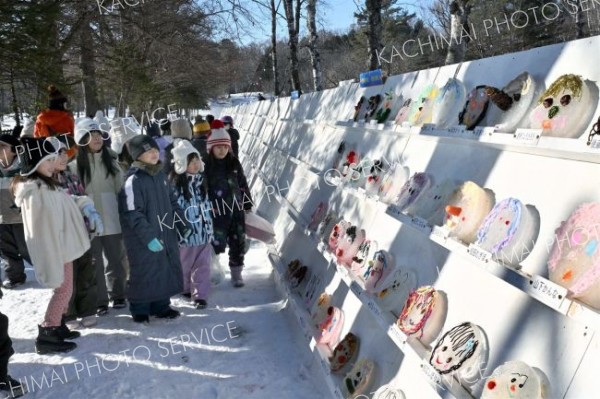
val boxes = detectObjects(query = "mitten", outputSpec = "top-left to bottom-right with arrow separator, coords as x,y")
148,238 -> 164,252
82,204 -> 104,235
181,228 -> 192,240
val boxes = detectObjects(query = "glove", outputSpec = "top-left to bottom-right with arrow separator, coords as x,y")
148,238 -> 164,252
182,228 -> 192,240
82,204 -> 104,236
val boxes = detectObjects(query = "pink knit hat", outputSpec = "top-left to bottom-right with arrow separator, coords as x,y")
207,120 -> 232,153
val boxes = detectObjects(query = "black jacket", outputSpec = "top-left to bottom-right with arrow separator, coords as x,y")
118,161 -> 187,302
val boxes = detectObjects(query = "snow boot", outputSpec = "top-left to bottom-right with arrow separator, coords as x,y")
194,299 -> 207,309
154,308 -> 180,319
59,317 -> 81,340
0,375 -> 25,398
132,314 -> 150,324
35,325 -> 77,355
230,266 -> 244,288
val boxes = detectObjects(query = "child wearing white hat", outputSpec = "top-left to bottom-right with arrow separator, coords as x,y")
169,140 -> 214,309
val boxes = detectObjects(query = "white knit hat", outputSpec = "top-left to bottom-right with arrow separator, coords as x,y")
110,117 -> 141,154
93,110 -> 111,134
171,119 -> 192,140
75,118 -> 101,145
171,139 -> 202,174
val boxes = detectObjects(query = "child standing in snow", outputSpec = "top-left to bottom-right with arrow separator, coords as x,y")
53,138 -> 99,329
74,118 -> 129,317
169,140 -> 214,309
204,121 -> 253,287
12,137 -> 103,354
0,134 -> 31,289
118,135 -> 190,323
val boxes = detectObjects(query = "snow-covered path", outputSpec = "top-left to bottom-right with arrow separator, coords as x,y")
1,243 -> 328,398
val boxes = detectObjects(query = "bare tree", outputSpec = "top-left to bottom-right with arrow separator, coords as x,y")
283,0 -> 303,94
365,0 -> 384,70
270,0 -> 281,95
76,1 -> 99,117
306,0 -> 323,91
445,0 -> 472,64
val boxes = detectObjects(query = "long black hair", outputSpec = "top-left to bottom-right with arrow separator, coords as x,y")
76,133 -> 120,186
169,153 -> 208,201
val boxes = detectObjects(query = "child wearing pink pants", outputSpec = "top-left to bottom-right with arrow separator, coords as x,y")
13,137 -> 103,354
169,140 -> 214,309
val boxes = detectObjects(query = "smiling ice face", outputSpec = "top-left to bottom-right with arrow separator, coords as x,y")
548,203 -> 600,310
482,361 -> 546,399
429,322 -> 480,375
529,74 -> 593,138
398,287 -> 436,335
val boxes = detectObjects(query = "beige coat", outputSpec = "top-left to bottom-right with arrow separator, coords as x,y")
14,180 -> 92,288
71,151 -> 124,236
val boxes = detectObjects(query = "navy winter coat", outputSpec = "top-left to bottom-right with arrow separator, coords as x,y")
118,161 -> 187,303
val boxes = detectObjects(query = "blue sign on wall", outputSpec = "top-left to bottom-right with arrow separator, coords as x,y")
359,69 -> 384,88
291,90 -> 300,100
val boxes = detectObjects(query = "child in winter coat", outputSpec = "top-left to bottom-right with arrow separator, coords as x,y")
12,137 -> 103,354
163,118 -> 193,177
33,85 -> 76,159
118,135 -> 190,323
192,118 -> 211,159
0,135 -> 31,289
169,140 -> 214,309
75,119 -> 129,316
220,116 -> 240,158
54,139 -> 99,329
204,121 -> 253,287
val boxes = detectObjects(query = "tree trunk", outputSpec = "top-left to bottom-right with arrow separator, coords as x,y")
445,0 -> 471,65
574,1 -> 585,39
9,67 -> 20,128
78,2 -> 100,117
306,0 -> 323,91
366,0 -> 384,71
283,0 -> 301,94
270,0 -> 280,96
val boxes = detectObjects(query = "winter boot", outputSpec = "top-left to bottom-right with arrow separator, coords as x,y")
194,299 -> 207,309
0,375 -> 25,398
154,308 -> 180,319
35,325 -> 77,355
59,317 -> 81,340
230,266 -> 244,288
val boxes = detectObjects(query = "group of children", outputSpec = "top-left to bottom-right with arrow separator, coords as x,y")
0,85 -> 253,396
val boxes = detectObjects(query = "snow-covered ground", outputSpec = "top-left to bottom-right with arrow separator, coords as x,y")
1,242 -> 328,398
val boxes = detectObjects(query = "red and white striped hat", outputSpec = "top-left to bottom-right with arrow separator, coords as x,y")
207,120 -> 232,153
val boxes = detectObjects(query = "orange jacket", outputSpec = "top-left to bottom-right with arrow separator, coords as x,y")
34,109 -> 77,158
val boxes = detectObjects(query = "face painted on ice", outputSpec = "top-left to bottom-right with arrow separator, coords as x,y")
530,74 -> 592,138
398,287 -> 436,334
343,359 -> 375,396
430,322 -> 479,375
394,98 -> 413,125
548,203 -> 600,306
482,361 -> 544,399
